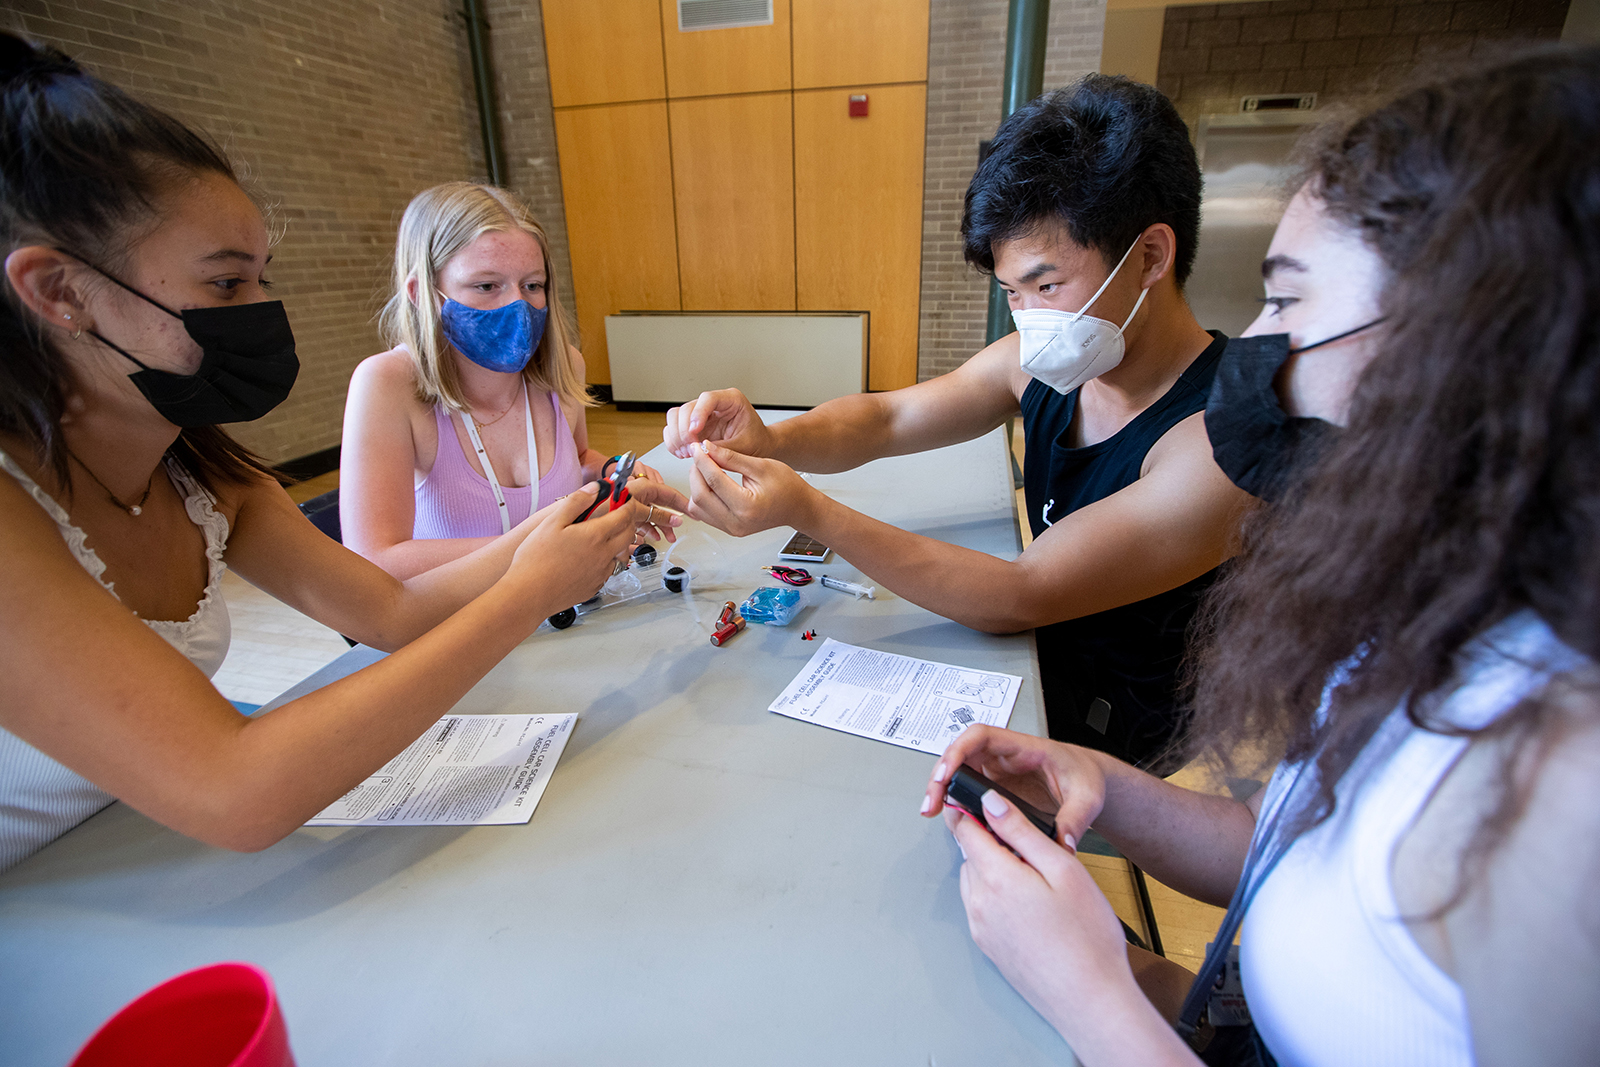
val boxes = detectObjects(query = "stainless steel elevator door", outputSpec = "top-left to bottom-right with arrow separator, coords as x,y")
1186,117 -> 1315,337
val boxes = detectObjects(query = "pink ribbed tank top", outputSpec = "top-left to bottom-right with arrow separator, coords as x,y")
413,390 -> 583,539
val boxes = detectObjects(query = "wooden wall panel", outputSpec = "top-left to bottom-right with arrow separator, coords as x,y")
554,102 -> 681,384
669,93 -> 795,311
659,0 -> 791,97
543,0 -> 666,107
793,0 -> 929,90
794,84 -> 927,391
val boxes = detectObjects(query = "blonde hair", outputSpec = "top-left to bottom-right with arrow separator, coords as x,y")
379,181 -> 591,413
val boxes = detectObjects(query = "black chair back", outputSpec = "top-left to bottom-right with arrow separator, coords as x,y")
295,488 -> 356,648
299,488 -> 341,543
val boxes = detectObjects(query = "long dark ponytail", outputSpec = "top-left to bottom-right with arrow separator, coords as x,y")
0,32 -> 278,492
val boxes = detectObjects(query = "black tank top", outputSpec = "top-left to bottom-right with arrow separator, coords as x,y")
1019,331 -> 1226,769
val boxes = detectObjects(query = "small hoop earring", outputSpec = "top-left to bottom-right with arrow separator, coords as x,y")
63,313 -> 83,340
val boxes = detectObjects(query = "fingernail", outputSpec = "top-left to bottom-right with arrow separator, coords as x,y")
934,761 -> 947,781
1061,833 -> 1077,853
981,790 -> 1009,820
920,795 -> 932,814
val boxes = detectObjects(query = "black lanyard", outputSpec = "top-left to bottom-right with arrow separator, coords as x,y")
1175,754 -> 1322,1039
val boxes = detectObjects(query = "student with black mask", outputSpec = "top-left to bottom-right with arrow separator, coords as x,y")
0,34 -> 683,871
664,76 -> 1250,770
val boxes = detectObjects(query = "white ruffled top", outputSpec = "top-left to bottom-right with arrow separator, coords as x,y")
0,447 -> 233,872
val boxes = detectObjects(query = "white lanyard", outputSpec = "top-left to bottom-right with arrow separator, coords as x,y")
457,380 -> 538,536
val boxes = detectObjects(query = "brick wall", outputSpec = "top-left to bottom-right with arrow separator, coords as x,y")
7,0 -> 568,465
481,0 -> 573,349
1156,0 -> 1571,131
917,0 -> 1108,381
12,0 -> 1106,437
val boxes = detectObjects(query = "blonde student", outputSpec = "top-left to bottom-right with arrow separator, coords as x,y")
341,182 -> 668,580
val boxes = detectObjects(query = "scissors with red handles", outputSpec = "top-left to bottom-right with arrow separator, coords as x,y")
574,451 -> 637,522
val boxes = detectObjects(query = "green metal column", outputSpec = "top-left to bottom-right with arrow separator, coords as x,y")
985,0 -> 1051,345
463,0 -> 507,188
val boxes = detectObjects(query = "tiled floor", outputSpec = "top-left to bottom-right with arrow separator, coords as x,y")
209,470 -> 348,707
217,406 -> 1226,970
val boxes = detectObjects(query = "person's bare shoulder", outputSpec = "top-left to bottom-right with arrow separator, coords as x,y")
350,345 -> 425,401
960,331 -> 1034,402
1141,410 -> 1235,484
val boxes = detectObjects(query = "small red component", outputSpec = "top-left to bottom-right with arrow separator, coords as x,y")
712,601 -> 745,646
711,616 -> 746,646
848,94 -> 868,118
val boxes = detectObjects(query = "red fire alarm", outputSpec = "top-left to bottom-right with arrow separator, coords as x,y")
848,94 -> 868,118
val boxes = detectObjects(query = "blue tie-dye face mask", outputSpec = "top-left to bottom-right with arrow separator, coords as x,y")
439,297 -> 547,373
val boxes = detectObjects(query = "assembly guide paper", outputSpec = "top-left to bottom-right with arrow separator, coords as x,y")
768,638 -> 1022,754
307,713 -> 576,827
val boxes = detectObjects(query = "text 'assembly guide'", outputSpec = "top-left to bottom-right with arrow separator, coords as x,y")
769,639 -> 1021,754
308,713 -> 576,827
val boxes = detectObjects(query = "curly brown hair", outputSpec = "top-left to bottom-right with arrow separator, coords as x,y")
1186,45 -> 1600,852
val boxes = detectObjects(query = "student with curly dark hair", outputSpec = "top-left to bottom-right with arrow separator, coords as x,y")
921,47 -> 1600,1066
0,33 -> 681,871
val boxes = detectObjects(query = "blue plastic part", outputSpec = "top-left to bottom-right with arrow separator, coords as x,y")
740,586 -> 802,626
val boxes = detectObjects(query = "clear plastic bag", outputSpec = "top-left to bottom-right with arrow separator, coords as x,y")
739,585 -> 806,626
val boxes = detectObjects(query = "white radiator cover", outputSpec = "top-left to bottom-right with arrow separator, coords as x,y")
605,312 -> 868,408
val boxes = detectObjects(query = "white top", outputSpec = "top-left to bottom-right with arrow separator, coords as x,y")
0,448 -> 232,872
1241,610 -> 1586,1067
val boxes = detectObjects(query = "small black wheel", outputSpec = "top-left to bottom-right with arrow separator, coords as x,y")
632,543 -> 657,565
548,607 -> 577,630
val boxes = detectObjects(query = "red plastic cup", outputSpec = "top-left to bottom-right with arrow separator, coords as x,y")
70,962 -> 294,1067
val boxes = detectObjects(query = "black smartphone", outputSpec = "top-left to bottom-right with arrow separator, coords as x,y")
945,764 -> 1057,840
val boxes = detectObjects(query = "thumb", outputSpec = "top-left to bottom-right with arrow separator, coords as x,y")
1051,779 -> 1100,854
546,481 -> 603,527
699,441 -> 766,478
980,789 -> 1076,879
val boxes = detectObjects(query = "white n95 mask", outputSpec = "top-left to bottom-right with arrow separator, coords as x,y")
1012,237 -> 1149,395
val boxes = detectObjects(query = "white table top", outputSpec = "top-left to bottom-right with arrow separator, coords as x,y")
0,425 -> 1078,1065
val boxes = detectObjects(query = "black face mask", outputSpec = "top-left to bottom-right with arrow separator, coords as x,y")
1204,320 -> 1381,502
72,257 -> 299,427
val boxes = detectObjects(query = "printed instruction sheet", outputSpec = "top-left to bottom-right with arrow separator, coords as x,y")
768,638 -> 1022,754
307,713 -> 576,827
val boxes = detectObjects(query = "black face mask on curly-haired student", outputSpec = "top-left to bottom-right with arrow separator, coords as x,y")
1203,321 -> 1380,503
72,257 -> 299,427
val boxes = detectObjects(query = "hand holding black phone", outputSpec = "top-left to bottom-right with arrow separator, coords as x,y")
944,764 -> 1058,841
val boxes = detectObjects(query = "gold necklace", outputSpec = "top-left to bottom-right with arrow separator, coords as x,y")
470,387 -> 523,429
68,451 -> 155,517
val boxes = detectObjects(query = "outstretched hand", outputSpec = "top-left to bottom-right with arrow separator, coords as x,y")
686,441 -> 816,538
664,389 -> 773,458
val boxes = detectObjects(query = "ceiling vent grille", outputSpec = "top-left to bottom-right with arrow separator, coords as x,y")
1241,92 -> 1316,113
678,0 -> 773,32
